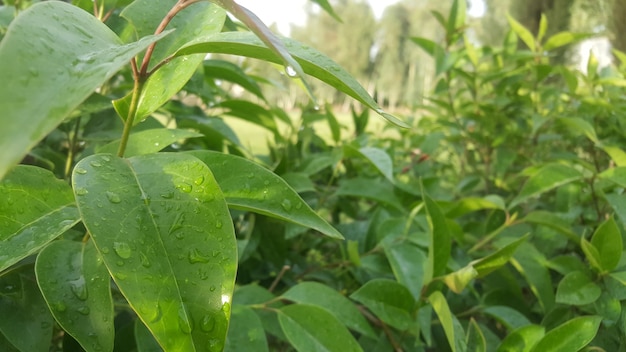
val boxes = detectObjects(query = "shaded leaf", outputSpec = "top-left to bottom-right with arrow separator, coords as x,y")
97,128 -> 203,157
204,59 -> 265,99
497,325 -> 545,352
510,164 -> 582,208
335,178 -> 404,211
590,216 -> 622,272
424,192 -> 451,281
350,279 -> 415,331
225,305 -> 268,352
483,306 -> 531,331
556,271 -> 601,306
382,240 -> 427,299
344,146 -> 394,183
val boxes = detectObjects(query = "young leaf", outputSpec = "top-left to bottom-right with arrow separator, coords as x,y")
187,150 -> 343,239
580,238 -> 603,272
35,240 -> 114,352
429,291 -> 463,352
472,235 -> 529,277
590,216 -> 623,272
423,192 -> 451,282
175,31 -> 409,128
72,153 -> 236,351
0,268 -> 54,352
509,164 -> 583,208
0,1 -> 170,178
497,325 -> 545,352
97,128 -> 202,157
281,282 -> 376,339
350,279 -> 415,331
0,166 -> 80,272
225,305 -> 268,352
529,316 -> 602,352
555,271 -> 601,306
278,304 -> 362,352
506,14 -> 535,52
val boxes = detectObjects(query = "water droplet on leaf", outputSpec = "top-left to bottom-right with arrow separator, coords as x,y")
75,188 -> 88,196
188,248 -> 210,264
75,167 -> 87,175
177,182 -> 193,193
194,175 -> 205,185
77,306 -> 90,315
106,191 -> 121,204
285,65 -> 298,77
200,315 -> 216,332
113,242 -> 132,259
281,199 -> 292,212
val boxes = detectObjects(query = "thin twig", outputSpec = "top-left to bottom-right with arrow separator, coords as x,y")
268,265 -> 291,293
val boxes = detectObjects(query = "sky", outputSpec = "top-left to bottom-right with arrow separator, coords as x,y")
236,0 -> 486,35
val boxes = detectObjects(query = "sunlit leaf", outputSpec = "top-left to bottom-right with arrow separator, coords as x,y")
97,128 -> 203,157
529,316 -> 602,352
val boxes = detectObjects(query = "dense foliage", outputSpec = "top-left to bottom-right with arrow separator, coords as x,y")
1,0 -> 626,351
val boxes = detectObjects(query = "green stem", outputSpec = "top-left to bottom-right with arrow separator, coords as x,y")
117,78 -> 144,157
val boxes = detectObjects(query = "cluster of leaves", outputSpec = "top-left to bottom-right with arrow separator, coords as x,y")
1,1 -> 626,352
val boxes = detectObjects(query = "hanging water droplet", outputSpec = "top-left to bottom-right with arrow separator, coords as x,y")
89,160 -> 102,168
70,278 -> 88,301
77,306 -> 90,315
177,182 -> 193,193
281,199 -> 292,212
140,253 -> 151,268
75,188 -> 88,196
113,242 -> 132,259
200,315 -> 216,332
194,175 -> 205,186
106,191 -> 121,204
285,65 -> 298,77
75,167 -> 87,175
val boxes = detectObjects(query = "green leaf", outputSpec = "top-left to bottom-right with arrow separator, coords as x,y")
429,291 -> 463,352
343,146 -> 394,183
556,271 -> 601,306
600,145 -> 626,166
537,14 -> 548,44
511,243 -> 555,312
134,319 -> 163,352
510,164 -> 583,208
447,0 -> 466,36
424,192 -> 451,281
590,216 -> 623,272
204,59 -> 265,99
446,196 -> 504,218
187,150 -> 342,239
0,1 -> 170,178
556,117 -> 598,143
35,240 -> 114,352
544,32 -> 591,51
581,238 -> 603,272
529,316 -> 602,352
175,31 -> 409,128
97,128 -> 203,157
442,265 -> 478,294
278,304 -> 362,352
522,211 -> 579,243
472,235 -> 529,277
506,14 -> 535,51
310,0 -> 342,22
335,178 -> 404,211
483,306 -> 531,331
598,167 -> 626,188
281,282 -> 376,339
0,166 -> 80,272
382,240 -> 427,299
115,1 -> 226,122
350,279 -> 415,331
0,268 -> 54,352
497,325 -> 545,352
72,153 -> 236,351
225,305 -> 268,352
466,318 -> 487,352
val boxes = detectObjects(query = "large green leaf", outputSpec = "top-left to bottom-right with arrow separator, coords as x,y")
510,164 -> 583,208
482,306 -> 531,331
511,243 -> 554,312
424,193 -> 451,281
0,166 -> 80,272
97,128 -> 203,157
281,282 -> 376,339
529,316 -> 602,352
382,240 -> 427,299
497,325 -> 545,352
175,31 -> 409,128
0,268 -> 54,352
555,271 -> 601,306
335,177 -> 404,211
429,291 -> 464,352
204,59 -> 265,99
224,305 -> 268,352
472,235 -> 529,277
350,279 -> 415,331
35,240 -> 114,352
187,150 -> 342,239
115,1 -> 226,122
0,1 -> 170,179
590,216 -> 623,272
72,153 -> 237,351
278,304 -> 362,352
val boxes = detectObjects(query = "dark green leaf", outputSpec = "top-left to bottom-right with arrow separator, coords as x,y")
281,282 -> 376,338
511,243 -> 555,312
590,216 -> 623,272
497,325 -> 544,352
424,193 -> 451,281
134,319 -> 163,352
204,59 -> 265,99
35,240 -> 114,352
0,166 -> 80,272
466,318 -> 486,352
72,153 -> 236,351
187,150 -> 342,239
350,279 -> 415,331
510,164 -> 583,208
483,306 -> 531,331
97,129 -> 203,157
343,146 -> 394,183
555,271 -> 601,306
278,304 -> 362,352
0,1 -> 169,178
225,305 -> 268,352
382,240 -> 427,299
335,178 -> 404,211
529,316 -> 602,352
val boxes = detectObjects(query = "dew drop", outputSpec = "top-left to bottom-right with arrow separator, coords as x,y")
75,167 -> 87,175
140,253 -> 151,268
75,188 -> 88,196
160,191 -> 174,199
281,199 -> 292,212
77,306 -> 90,315
113,242 -> 132,259
215,220 -> 223,229
89,160 -> 102,168
200,315 -> 216,332
285,65 -> 298,77
194,175 -> 205,186
177,182 -> 193,193
188,248 -> 210,264
106,191 -> 121,204
209,286 -> 216,292
70,279 -> 88,301
178,308 -> 193,334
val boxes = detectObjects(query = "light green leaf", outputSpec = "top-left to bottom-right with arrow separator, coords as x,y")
466,318 -> 487,352
350,279 -> 415,331
278,304 -> 362,352
115,1 -> 226,122
507,14 -> 535,51
72,153 -> 236,351
442,265 -> 478,294
382,240 -> 427,299
175,31 -> 409,128
556,117 -> 598,143
510,164 -> 583,208
344,146 -> 394,183
97,128 -> 202,157
529,316 -> 602,352
429,291 -> 462,352
600,145 -> 626,166
472,235 -> 529,277
483,306 -> 531,331
281,282 -> 376,339
424,192 -> 451,282
187,150 -> 342,239
0,166 -> 80,272
447,0 -> 466,35
581,238 -> 603,272
35,240 -> 114,352
0,1 -> 170,178
497,325 -> 545,352
598,167 -> 626,188
225,305 -> 268,352
0,268 -> 54,352
310,0 -> 342,22
537,14 -> 548,43
590,216 -> 623,272
556,271 -> 601,306
446,196 -> 505,218
543,32 -> 591,51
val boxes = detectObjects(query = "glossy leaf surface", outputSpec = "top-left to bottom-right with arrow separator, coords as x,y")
35,240 -> 114,352
187,150 -> 343,239
0,166 -> 80,272
590,216 -> 623,272
529,316 -> 601,352
0,1 -> 169,178
72,153 -> 236,351
555,271 -> 601,305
